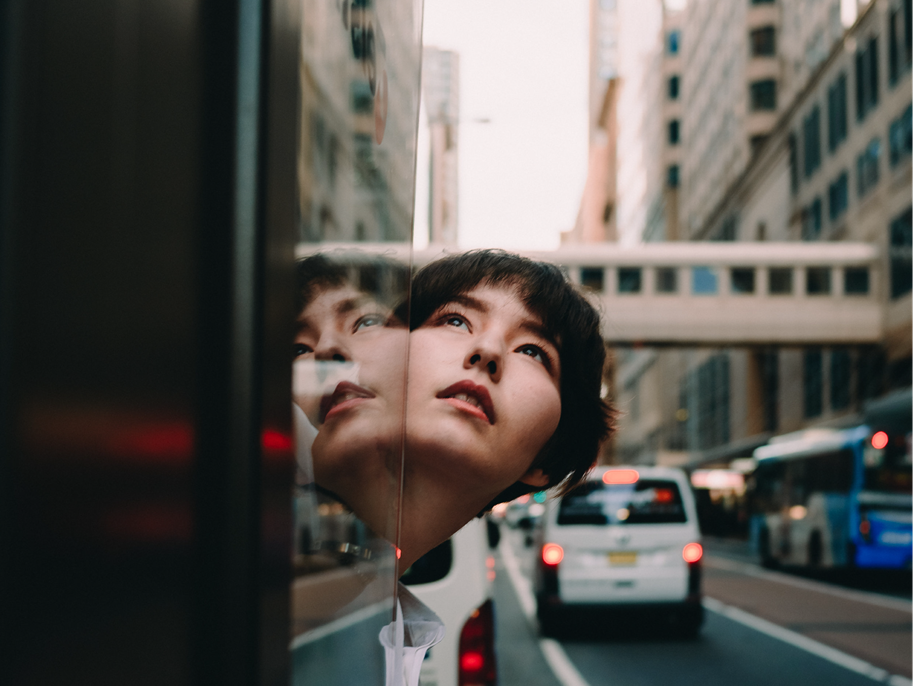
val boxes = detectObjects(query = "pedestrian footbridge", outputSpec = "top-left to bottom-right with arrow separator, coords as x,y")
302,242 -> 885,347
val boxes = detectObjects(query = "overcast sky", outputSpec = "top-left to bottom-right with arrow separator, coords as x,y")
415,0 -> 590,251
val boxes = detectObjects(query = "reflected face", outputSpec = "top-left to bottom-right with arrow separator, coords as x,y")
405,284 -> 561,492
294,286 -> 408,436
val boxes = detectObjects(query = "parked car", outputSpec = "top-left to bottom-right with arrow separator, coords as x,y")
533,465 -> 704,637
402,518 -> 496,686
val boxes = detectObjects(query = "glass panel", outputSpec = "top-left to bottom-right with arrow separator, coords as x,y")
656,267 -> 678,293
806,266 -> 832,294
768,267 -> 793,294
581,267 -> 605,292
731,267 -> 756,294
293,0 -> 423,682
844,267 -> 869,294
692,266 -> 718,294
618,267 -> 642,293
558,480 -> 687,526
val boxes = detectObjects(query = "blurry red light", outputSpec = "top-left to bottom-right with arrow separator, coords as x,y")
603,469 -> 639,485
655,488 -> 674,503
871,431 -> 889,450
859,520 -> 870,536
261,429 -> 292,452
542,543 -> 564,566
460,652 -> 485,672
682,542 -> 703,563
458,600 -> 496,685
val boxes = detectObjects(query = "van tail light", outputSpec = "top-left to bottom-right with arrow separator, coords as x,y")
542,543 -> 564,566
683,543 -> 703,599
458,599 -> 497,686
682,542 -> 703,564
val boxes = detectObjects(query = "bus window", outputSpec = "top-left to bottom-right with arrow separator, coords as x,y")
863,433 -> 913,493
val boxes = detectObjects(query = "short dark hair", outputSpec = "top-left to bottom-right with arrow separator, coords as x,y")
295,251 -> 410,317
406,250 -> 614,509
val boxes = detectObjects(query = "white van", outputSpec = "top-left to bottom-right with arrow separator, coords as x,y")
402,518 -> 496,686
533,465 -> 704,637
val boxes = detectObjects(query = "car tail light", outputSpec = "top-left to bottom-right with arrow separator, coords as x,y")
542,543 -> 564,566
603,468 -> 639,484
682,542 -> 703,564
458,599 -> 496,686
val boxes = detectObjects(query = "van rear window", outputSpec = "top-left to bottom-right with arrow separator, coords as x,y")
400,538 -> 452,585
557,479 -> 687,525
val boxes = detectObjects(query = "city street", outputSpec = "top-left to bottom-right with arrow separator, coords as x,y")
493,527 -> 912,686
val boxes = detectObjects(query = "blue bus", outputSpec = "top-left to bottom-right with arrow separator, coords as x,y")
748,424 -> 912,570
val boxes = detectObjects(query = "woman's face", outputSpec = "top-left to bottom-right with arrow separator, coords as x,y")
294,285 -> 408,450
405,284 -> 561,493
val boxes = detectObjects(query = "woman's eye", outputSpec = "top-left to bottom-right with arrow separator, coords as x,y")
443,315 -> 470,331
353,314 -> 386,332
294,343 -> 313,358
517,344 -> 550,367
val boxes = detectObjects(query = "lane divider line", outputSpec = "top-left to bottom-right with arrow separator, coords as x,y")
705,554 -> 912,613
498,535 -> 593,686
703,597 -> 912,685
290,599 -> 391,649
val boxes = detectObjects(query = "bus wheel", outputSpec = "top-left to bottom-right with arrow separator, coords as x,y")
759,527 -> 777,568
808,531 -> 823,568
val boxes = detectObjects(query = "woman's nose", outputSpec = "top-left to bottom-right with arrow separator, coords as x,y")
465,336 -> 503,381
313,330 -> 350,362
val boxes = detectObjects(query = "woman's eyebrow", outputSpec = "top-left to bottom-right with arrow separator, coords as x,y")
518,318 -> 558,349
445,293 -> 488,313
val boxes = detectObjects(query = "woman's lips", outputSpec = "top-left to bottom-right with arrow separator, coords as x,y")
436,381 -> 495,424
319,381 -> 375,423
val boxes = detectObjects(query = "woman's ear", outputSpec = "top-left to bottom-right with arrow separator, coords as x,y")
519,468 -> 550,488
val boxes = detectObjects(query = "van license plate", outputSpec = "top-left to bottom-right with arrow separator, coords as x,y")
608,551 -> 638,565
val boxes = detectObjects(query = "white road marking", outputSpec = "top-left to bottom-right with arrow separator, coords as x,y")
705,554 -> 913,614
703,597 -> 912,685
290,599 -> 391,649
498,535 -> 593,686
540,638 -> 593,686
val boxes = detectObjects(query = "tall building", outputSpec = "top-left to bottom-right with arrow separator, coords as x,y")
620,0 -> 911,467
679,0 -> 855,240
421,47 -> 460,246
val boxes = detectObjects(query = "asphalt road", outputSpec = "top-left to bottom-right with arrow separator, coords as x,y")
493,527 -> 912,686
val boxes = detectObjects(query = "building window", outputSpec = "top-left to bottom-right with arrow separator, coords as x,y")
756,350 -> 779,432
830,349 -> 852,410
668,75 -> 680,100
788,133 -> 799,194
803,106 -> 822,177
828,171 -> 849,222
750,134 -> 768,155
890,207 -> 913,299
667,164 -> 680,188
889,103 -> 913,167
855,36 -> 880,122
668,120 -> 680,145
768,267 -> 793,294
856,138 -> 881,197
731,267 -> 755,294
350,80 -> 374,114
581,267 -> 604,292
827,73 -> 848,152
804,349 -> 824,418
618,267 -> 642,293
803,198 -> 823,240
806,266 -> 831,294
888,2 -> 913,87
692,266 -> 718,294
656,267 -> 678,293
667,30 -> 680,55
750,26 -> 776,56
749,79 -> 777,111
844,267 -> 869,294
